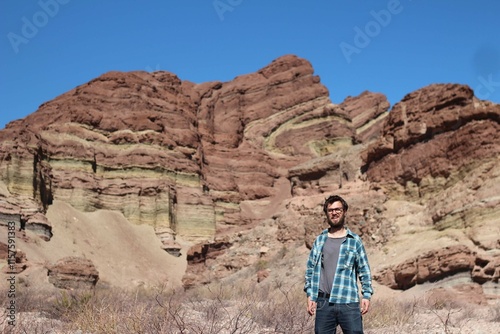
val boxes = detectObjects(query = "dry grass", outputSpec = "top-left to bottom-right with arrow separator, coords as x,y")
1,282 -> 499,334
364,294 -> 500,334
364,298 -> 417,330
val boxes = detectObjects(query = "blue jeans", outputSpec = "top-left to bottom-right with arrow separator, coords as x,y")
315,297 -> 363,334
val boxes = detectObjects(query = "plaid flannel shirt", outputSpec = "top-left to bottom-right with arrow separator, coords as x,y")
304,228 -> 373,303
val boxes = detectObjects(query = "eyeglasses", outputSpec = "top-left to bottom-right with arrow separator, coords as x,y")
327,208 -> 343,214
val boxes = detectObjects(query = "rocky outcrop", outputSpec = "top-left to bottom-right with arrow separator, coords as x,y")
374,245 -> 476,290
0,197 -> 52,241
0,69 -> 205,240
361,83 -> 500,275
155,227 -> 182,257
362,84 -> 500,194
47,257 -> 99,290
373,245 -> 500,291
472,252 -> 500,284
182,239 -> 232,288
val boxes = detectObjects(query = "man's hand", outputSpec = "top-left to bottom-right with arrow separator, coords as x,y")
361,298 -> 370,315
307,296 -> 316,316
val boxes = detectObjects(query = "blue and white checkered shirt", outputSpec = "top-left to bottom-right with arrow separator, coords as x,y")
304,228 -> 373,303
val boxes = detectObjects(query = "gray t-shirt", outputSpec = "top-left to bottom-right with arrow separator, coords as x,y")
319,236 -> 346,295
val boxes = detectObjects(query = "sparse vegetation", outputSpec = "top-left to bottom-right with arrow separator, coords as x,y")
0,281 -> 313,334
1,245 -> 498,334
364,298 -> 417,330
254,259 -> 269,271
1,283 -> 499,333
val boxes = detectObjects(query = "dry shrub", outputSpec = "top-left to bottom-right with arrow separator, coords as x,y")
3,282 -> 497,334
250,280 -> 314,333
1,284 -> 53,314
417,293 -> 473,333
364,294 -> 498,334
174,280 -> 313,333
364,298 -> 416,330
0,285 -> 68,333
63,285 -> 185,334
154,279 -> 314,334
0,313 -> 66,334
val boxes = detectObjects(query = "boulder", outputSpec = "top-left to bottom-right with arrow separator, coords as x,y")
47,257 -> 99,290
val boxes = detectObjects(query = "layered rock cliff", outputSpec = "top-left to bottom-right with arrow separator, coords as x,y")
0,55 -> 390,241
0,55 -> 498,297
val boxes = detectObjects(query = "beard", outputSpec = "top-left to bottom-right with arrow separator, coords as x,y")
327,214 -> 345,229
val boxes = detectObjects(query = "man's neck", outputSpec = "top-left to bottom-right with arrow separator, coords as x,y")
328,226 -> 346,238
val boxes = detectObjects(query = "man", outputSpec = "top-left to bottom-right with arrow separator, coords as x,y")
304,195 -> 373,334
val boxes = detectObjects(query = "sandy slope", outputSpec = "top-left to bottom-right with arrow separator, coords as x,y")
12,200 -> 189,290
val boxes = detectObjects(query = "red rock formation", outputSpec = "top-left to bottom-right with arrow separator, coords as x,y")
0,55 -> 348,242
472,253 -> 500,284
362,84 -> 500,188
182,239 -> 232,288
360,84 -> 500,294
47,257 -> 99,290
374,245 -> 500,290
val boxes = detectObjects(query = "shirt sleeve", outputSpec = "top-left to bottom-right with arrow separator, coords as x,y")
304,245 -> 316,297
357,241 -> 374,299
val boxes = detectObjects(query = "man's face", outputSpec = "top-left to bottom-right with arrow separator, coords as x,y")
326,201 -> 345,228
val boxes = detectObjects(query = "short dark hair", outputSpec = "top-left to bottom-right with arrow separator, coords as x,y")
323,195 -> 349,214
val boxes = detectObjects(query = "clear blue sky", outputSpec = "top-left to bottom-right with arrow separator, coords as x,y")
1,0 -> 499,129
